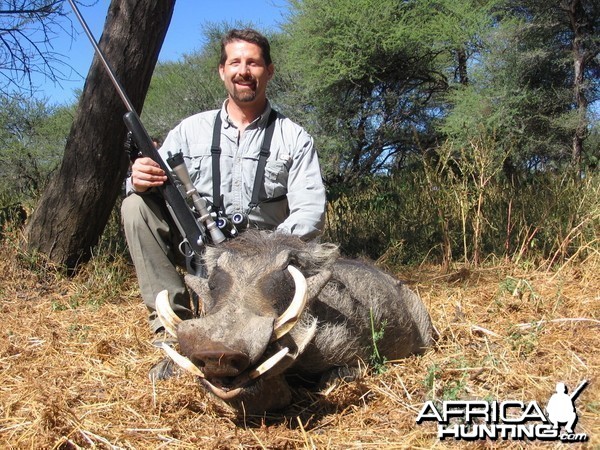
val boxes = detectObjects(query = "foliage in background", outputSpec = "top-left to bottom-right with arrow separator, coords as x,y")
140,22 -> 226,138
0,95 -> 74,207
282,0 -> 599,181
282,0 -> 450,183
325,144 -> 599,269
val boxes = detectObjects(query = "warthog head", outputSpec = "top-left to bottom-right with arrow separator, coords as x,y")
156,231 -> 433,412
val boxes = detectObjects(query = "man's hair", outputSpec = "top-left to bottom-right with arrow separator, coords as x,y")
220,28 -> 272,66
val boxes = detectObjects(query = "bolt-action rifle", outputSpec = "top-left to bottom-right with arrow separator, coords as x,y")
67,0 -> 225,275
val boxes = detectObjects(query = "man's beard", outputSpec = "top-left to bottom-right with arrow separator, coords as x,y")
232,87 -> 257,102
231,78 -> 257,102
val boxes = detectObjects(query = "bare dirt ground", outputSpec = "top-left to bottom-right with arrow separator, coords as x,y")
0,235 -> 598,449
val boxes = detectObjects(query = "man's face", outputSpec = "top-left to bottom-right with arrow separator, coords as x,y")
219,40 -> 274,105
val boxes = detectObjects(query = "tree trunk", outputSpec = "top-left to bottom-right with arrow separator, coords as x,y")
25,0 -> 176,270
562,0 -> 596,175
572,56 -> 586,174
455,47 -> 469,85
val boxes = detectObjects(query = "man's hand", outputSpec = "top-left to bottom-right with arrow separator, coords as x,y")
131,157 -> 168,192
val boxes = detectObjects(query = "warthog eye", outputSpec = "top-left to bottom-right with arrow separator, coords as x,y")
207,267 -> 232,300
260,269 -> 295,315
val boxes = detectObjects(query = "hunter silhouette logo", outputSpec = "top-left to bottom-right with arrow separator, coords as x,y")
416,379 -> 589,442
546,380 -> 588,435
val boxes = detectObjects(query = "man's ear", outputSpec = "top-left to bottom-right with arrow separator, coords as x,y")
267,63 -> 275,80
218,64 -> 225,81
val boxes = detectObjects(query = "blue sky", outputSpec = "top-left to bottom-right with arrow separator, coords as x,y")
39,0 -> 287,105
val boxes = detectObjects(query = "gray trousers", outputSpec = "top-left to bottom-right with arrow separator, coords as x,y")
121,193 -> 194,332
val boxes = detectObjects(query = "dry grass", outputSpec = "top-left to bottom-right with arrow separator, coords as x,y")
0,234 -> 598,449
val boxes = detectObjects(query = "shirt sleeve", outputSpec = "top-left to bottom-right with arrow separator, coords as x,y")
276,130 -> 326,239
124,125 -> 185,196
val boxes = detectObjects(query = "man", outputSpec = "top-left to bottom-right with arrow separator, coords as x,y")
121,29 -> 326,359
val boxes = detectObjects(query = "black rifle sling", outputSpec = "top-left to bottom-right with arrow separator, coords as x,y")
250,109 -> 278,208
210,109 -> 278,212
210,113 -> 223,212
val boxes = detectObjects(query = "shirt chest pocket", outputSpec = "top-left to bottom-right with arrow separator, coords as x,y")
263,160 -> 289,199
188,154 -> 213,195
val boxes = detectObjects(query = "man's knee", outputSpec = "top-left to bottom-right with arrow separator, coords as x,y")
122,192 -> 143,216
121,193 -> 176,252
121,193 -> 162,229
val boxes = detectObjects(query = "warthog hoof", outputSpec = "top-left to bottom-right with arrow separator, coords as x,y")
149,357 -> 179,381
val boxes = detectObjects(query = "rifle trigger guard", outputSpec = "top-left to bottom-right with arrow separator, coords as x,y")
178,238 -> 194,258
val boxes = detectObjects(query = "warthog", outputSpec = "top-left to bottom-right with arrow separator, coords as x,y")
156,231 -> 433,412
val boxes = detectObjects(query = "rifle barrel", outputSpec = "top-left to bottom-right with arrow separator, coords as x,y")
67,0 -> 135,113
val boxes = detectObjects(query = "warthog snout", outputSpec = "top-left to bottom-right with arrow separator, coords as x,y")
188,342 -> 250,377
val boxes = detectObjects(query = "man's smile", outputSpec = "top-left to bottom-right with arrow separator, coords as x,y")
234,78 -> 256,88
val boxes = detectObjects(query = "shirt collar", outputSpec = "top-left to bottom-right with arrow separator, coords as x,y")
221,99 -> 272,130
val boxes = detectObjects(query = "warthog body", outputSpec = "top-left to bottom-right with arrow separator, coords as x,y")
160,231 -> 433,412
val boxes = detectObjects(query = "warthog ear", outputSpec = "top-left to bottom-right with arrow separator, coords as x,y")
286,243 -> 339,274
184,274 -> 209,296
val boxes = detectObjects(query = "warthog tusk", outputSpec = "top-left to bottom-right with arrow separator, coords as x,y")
272,266 -> 308,340
160,343 -> 289,399
160,343 -> 244,399
248,347 -> 289,379
203,347 -> 290,400
202,381 -> 243,400
160,342 -> 205,378
156,290 -> 182,338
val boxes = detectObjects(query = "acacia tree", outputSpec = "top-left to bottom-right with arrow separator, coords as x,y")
25,0 -> 176,269
0,0 -> 73,96
560,0 -> 600,171
498,0 -> 600,172
283,0 -> 443,184
282,0 -> 504,184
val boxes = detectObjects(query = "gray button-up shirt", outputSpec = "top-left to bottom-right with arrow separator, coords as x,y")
130,101 -> 326,239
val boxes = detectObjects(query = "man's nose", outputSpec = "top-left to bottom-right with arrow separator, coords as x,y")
238,62 -> 251,76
